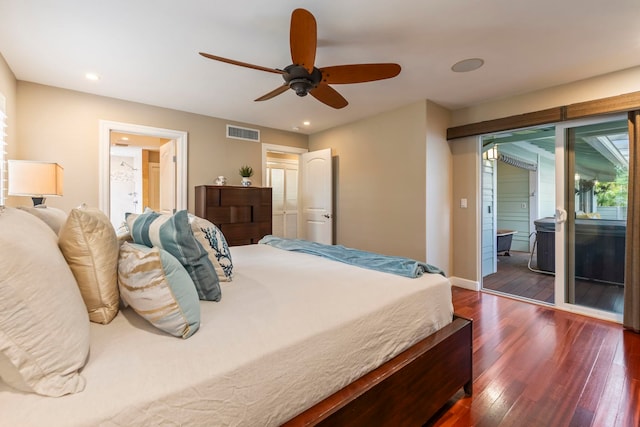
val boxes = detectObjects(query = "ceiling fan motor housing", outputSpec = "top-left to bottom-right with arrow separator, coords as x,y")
284,64 -> 322,96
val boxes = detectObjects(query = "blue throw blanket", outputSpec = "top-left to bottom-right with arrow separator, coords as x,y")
259,236 -> 445,278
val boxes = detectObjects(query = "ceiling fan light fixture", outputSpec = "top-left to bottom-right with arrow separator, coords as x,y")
289,78 -> 314,96
451,58 -> 484,73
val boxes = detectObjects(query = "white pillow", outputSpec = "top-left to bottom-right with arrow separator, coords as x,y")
16,205 -> 67,235
0,208 -> 90,396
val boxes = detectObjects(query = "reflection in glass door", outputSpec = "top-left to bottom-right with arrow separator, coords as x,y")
558,117 -> 628,317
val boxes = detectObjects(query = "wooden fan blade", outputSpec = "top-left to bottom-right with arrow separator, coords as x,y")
255,84 -> 290,101
310,84 -> 348,109
199,52 -> 284,75
290,8 -> 317,74
320,63 -> 401,84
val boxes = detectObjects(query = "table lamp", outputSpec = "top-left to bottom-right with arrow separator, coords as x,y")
8,160 -> 64,206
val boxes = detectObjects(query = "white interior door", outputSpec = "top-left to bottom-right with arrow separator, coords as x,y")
270,167 -> 286,237
300,148 -> 333,244
284,168 -> 298,238
148,162 -> 160,211
159,140 -> 176,214
267,165 -> 299,239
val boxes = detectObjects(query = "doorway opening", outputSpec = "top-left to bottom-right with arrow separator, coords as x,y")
109,132 -> 172,229
261,144 -> 307,239
99,120 -> 188,229
481,125 -> 556,305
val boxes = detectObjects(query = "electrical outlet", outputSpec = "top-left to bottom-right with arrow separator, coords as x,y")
521,202 -> 527,209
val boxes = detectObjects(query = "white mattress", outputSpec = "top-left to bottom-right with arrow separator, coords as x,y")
0,244 -> 453,426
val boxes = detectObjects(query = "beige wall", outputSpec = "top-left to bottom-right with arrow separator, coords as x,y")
309,101 -> 429,261
448,66 -> 640,283
452,66 -> 640,126
0,53 -> 17,204
14,82 -> 307,213
425,101 -> 452,274
450,136 -> 479,282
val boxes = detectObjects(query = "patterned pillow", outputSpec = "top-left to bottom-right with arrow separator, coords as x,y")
127,210 -> 221,301
58,207 -> 120,324
189,214 -> 233,281
118,243 -> 200,339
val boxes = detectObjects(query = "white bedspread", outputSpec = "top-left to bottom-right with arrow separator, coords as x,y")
0,244 -> 453,426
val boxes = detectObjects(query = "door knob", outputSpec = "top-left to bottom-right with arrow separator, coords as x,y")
554,208 -> 567,224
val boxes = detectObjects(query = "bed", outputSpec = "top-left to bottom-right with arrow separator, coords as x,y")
0,206 -> 472,426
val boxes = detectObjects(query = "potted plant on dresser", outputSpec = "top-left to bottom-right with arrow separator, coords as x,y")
239,165 -> 253,187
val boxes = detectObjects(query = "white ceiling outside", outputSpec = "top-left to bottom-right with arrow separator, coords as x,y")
1,0 -> 639,134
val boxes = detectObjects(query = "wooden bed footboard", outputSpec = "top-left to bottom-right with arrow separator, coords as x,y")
283,315 -> 473,426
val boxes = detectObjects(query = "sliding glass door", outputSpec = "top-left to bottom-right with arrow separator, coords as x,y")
555,115 -> 627,320
481,115 -> 627,322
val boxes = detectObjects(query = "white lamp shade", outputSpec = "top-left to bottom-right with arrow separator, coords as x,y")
8,160 -> 64,197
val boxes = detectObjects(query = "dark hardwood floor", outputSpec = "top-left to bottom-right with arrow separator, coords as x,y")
425,287 -> 640,427
482,251 -> 624,314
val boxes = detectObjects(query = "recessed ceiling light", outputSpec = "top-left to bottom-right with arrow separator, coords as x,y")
85,72 -> 101,81
451,58 -> 484,73
303,121 -> 310,126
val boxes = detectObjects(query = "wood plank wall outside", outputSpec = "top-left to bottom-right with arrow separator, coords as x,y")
447,91 -> 640,140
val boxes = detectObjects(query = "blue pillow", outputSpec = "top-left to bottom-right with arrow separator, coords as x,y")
127,210 -> 221,301
118,243 -> 200,338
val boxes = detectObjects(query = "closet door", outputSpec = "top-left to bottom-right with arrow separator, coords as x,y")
267,162 -> 298,239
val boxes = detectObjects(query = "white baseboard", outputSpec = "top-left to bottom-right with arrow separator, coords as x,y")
449,276 -> 480,291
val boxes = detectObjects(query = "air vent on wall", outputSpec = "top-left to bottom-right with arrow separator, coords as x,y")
226,125 -> 260,142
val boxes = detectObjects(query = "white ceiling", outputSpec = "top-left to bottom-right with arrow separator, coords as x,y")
1,0 -> 639,134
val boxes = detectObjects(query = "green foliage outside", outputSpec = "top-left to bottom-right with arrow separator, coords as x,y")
595,167 -> 628,207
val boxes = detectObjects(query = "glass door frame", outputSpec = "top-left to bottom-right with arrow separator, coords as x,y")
554,113 -> 625,323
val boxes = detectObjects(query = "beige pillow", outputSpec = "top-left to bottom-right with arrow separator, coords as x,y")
0,208 -> 90,396
17,205 -> 67,235
59,207 -> 120,324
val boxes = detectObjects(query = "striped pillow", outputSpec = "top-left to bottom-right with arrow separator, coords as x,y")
118,243 -> 200,339
128,210 -> 221,302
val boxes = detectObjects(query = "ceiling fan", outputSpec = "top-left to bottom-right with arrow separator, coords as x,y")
199,8 -> 401,109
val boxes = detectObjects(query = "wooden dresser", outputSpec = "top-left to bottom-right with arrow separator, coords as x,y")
194,185 -> 272,246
